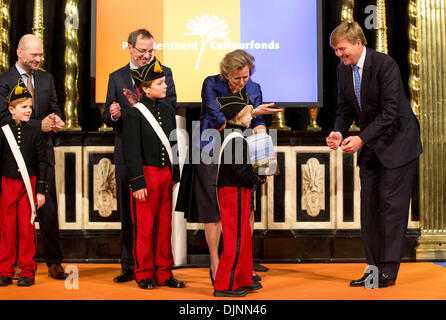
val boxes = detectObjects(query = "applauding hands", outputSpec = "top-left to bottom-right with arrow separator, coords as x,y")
41,113 -> 65,133
326,131 -> 364,154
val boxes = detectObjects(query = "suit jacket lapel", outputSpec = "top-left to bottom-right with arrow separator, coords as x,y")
122,64 -> 135,92
32,70 -> 40,117
360,48 -> 372,113
343,65 -> 361,113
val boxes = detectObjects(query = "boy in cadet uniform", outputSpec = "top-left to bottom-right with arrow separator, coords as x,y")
0,79 -> 47,287
213,90 -> 267,297
122,57 -> 184,290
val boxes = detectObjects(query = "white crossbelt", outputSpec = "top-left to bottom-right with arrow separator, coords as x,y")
1,124 -> 36,225
133,102 -> 173,169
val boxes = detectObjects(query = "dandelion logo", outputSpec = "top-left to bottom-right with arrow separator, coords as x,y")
185,14 -> 231,69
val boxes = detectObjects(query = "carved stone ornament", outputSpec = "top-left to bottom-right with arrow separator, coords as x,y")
93,158 -> 117,218
301,158 -> 325,217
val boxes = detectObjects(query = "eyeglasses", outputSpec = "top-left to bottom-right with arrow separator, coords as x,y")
133,47 -> 155,55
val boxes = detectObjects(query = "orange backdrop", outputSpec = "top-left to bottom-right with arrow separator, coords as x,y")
95,0 -> 240,103
95,0 -> 164,103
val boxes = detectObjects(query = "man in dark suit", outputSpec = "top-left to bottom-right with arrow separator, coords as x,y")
326,22 -> 422,288
0,34 -> 67,279
102,29 -> 176,283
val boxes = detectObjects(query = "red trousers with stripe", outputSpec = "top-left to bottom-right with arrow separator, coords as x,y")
130,166 -> 174,284
214,186 -> 253,291
0,176 -> 37,280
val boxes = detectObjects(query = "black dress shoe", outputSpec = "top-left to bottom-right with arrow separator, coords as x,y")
0,276 -> 12,286
162,276 -> 185,288
254,263 -> 269,272
17,277 -> 34,287
252,273 -> 262,282
378,273 -> 396,288
114,270 -> 135,283
48,263 -> 68,279
214,287 -> 248,297
138,278 -> 155,289
241,281 -> 263,292
349,271 -> 373,287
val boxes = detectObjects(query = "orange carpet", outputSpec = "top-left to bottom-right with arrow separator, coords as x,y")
1,262 -> 445,300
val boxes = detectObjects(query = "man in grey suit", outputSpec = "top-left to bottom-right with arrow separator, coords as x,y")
326,22 -> 422,288
102,29 -> 176,283
0,34 -> 67,279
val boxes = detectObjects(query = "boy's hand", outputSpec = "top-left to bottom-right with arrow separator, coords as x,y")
36,193 -> 45,209
133,188 -> 148,202
172,182 -> 178,192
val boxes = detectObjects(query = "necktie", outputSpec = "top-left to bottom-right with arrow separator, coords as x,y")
25,72 -> 35,112
25,72 -> 35,97
353,65 -> 361,111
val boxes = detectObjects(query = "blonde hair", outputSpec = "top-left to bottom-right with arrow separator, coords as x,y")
9,97 -> 32,108
330,21 -> 367,48
219,50 -> 255,81
228,104 -> 253,125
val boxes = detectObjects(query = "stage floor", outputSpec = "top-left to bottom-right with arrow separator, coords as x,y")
1,262 -> 445,300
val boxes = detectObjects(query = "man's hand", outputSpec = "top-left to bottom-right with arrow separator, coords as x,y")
172,182 -> 178,192
41,114 -> 55,132
109,102 -> 122,120
341,136 -> 365,154
123,88 -> 138,106
133,188 -> 148,202
254,103 -> 283,116
326,131 -> 343,150
36,193 -> 45,209
52,114 -> 65,133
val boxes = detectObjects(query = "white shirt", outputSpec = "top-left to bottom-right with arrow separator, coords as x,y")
129,60 -> 139,86
335,47 -> 367,139
15,63 -> 35,87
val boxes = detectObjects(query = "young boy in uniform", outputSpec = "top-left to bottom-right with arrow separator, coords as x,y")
213,89 -> 267,297
122,57 -> 184,290
0,79 -> 47,287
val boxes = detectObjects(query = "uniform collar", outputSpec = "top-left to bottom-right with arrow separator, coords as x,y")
9,119 -> 28,127
140,94 -> 159,108
225,122 -> 248,130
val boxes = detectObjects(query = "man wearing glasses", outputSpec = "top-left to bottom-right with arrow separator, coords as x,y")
102,29 -> 177,283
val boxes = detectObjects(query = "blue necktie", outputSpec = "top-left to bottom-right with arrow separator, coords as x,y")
353,65 -> 361,111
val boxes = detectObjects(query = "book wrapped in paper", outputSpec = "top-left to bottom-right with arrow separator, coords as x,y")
245,133 -> 279,176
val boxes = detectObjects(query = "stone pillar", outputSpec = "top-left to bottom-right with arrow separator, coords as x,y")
414,0 -> 446,259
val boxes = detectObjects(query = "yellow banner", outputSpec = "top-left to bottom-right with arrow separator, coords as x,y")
163,0 -> 240,102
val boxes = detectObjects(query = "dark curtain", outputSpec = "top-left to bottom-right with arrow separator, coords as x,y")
318,0 -> 411,131
9,0 -> 99,131
7,0 -> 410,132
